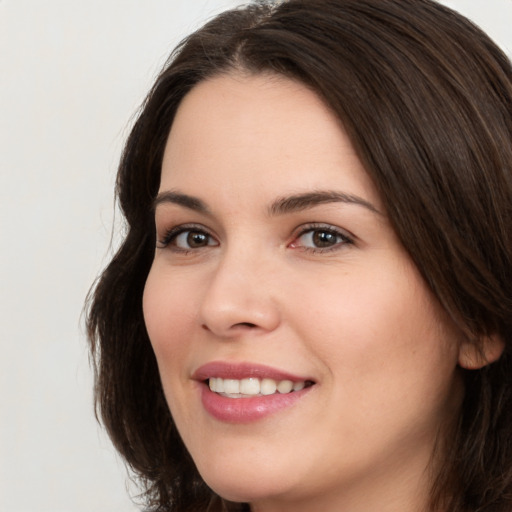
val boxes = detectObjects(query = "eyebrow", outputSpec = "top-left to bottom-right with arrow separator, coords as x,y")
268,190 -> 381,216
153,189 -> 381,216
153,191 -> 210,214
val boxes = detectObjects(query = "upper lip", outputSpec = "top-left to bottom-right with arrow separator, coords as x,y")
192,361 -> 312,382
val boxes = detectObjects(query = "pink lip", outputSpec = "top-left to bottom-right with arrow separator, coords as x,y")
193,361 -> 310,382
193,361 -> 314,424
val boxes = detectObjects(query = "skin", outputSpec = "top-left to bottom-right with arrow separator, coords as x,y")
143,73 -> 467,512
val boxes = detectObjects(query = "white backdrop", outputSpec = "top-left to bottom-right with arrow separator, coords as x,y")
1,1 -> 511,511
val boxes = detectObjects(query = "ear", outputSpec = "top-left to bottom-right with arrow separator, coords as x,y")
458,334 -> 505,370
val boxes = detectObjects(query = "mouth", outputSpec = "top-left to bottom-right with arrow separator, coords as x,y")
207,377 -> 314,398
193,361 -> 316,422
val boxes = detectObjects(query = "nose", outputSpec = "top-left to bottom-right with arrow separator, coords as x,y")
198,248 -> 281,338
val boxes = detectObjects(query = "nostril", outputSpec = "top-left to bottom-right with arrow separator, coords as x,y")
201,321 -> 257,333
200,321 -> 259,336
201,322 -> 257,331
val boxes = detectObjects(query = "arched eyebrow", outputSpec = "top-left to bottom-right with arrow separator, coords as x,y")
153,189 -> 381,216
153,190 -> 211,214
268,191 -> 381,216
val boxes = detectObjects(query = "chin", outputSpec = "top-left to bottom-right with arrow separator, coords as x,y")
198,462 -> 296,505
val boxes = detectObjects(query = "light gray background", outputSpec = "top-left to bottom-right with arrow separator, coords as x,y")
1,1 -> 511,511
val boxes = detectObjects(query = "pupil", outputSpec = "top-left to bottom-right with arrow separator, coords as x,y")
188,231 -> 207,247
313,230 -> 336,247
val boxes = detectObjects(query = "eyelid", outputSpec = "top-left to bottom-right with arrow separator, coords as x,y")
156,221 -> 354,253
288,223 -> 355,252
156,223 -> 218,250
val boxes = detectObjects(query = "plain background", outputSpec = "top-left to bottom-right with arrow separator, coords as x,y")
1,1 -> 511,511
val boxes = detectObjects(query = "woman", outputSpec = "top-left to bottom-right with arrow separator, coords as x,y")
86,0 -> 512,510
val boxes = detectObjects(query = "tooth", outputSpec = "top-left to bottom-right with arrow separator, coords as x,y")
210,377 -> 308,396
277,380 -> 293,393
293,381 -> 305,391
215,378 -> 225,393
260,378 -> 277,395
240,378 -> 260,395
224,379 -> 240,394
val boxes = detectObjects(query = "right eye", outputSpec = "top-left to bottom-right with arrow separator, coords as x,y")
158,226 -> 219,251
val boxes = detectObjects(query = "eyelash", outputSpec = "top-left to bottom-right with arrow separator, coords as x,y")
157,224 -> 218,252
156,223 -> 354,253
291,223 -> 354,253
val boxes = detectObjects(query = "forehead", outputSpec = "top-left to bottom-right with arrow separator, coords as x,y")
160,72 -> 381,211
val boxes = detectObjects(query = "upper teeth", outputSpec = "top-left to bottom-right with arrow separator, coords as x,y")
209,377 -> 306,397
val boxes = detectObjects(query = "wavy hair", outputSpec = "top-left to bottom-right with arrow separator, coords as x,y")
86,1 -> 512,510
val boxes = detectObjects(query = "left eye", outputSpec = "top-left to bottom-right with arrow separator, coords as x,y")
293,227 -> 351,250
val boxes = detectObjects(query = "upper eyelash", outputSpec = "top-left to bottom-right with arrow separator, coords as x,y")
156,224 -> 213,249
156,222 -> 354,252
292,223 -> 354,252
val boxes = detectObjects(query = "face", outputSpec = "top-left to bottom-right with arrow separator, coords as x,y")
143,73 -> 463,511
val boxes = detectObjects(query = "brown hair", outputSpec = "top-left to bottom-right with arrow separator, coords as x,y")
86,1 -> 512,510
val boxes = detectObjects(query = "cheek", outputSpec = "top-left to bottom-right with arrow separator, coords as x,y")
293,257 -> 459,398
142,266 -> 211,450
142,266 -> 201,432
300,266 -> 461,459
142,265 -> 195,374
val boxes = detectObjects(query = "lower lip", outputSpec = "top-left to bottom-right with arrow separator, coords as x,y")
199,383 -> 312,423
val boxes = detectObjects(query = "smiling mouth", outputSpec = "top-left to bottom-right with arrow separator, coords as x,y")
208,377 -> 315,398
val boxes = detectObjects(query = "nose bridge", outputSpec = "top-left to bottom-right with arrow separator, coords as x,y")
198,238 -> 280,336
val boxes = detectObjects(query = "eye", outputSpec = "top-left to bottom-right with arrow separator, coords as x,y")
157,225 -> 219,251
290,225 -> 353,252
174,230 -> 214,249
